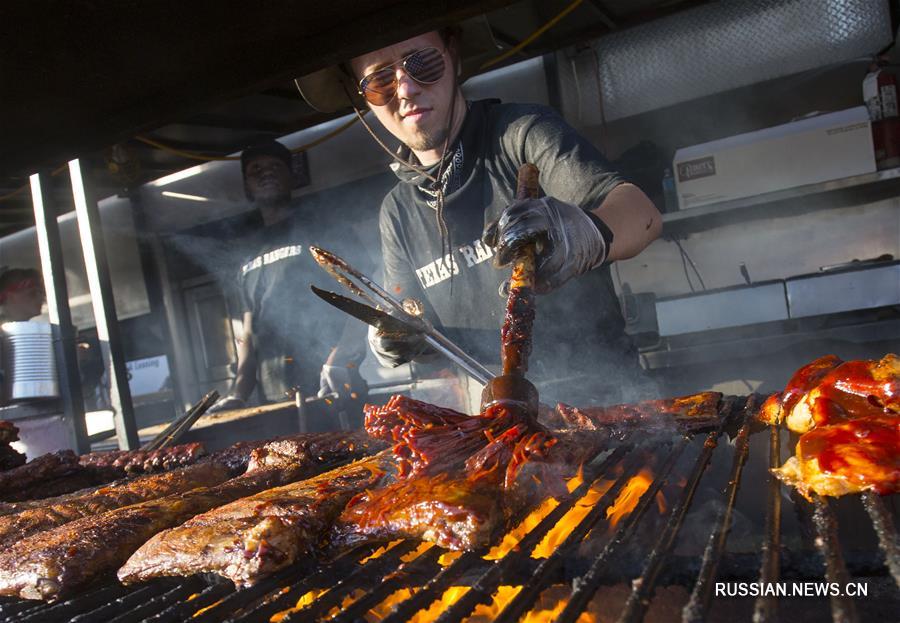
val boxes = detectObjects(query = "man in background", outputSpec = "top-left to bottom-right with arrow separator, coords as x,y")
208,140 -> 367,419
0,268 -> 44,322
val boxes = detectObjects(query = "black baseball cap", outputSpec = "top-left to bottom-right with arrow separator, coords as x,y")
240,139 -> 292,175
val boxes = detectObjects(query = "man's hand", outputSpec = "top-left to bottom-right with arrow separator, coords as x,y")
482,197 -> 611,293
318,363 -> 368,403
367,323 -> 430,368
207,394 -> 247,414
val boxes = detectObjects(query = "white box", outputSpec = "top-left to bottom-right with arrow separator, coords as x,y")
673,107 -> 876,210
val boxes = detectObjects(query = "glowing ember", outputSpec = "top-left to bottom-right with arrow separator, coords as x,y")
484,468 -> 588,560
438,550 -> 463,566
400,542 -> 433,562
655,490 -> 667,515
358,539 -> 403,564
467,585 -> 523,620
533,478 -> 614,558
606,469 -> 653,530
270,589 -> 328,622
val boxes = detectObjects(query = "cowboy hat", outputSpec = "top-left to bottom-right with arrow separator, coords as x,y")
295,16 -> 499,113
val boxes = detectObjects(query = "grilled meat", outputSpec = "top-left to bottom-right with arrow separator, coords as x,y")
772,413 -> 899,498
78,442 -> 207,479
212,429 -> 382,473
0,446 -> 25,472
555,392 -> 723,433
0,461 -> 231,547
0,431 -> 382,600
0,422 -> 19,446
758,355 -> 842,427
119,453 -> 391,587
769,354 -> 900,498
365,395 -> 553,485
0,464 -> 308,600
334,431 -> 607,552
0,451 -> 80,501
333,470 -> 500,551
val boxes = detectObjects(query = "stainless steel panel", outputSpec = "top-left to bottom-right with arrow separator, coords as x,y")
656,282 -> 788,336
787,263 -> 900,318
587,0 -> 891,121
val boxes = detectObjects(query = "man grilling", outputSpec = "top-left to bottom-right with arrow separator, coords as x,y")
296,26 -> 662,406
208,140 -> 367,419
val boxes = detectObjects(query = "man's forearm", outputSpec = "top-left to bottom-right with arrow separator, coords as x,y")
229,340 -> 257,400
592,183 -> 662,261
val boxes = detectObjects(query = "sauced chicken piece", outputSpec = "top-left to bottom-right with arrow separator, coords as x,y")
786,355 -> 898,433
772,412 -> 899,499
758,355 -> 843,426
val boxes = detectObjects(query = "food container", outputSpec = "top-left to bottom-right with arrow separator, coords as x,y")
1,320 -> 59,400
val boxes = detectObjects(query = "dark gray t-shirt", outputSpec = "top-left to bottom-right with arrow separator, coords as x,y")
379,99 -> 643,402
238,213 -> 365,400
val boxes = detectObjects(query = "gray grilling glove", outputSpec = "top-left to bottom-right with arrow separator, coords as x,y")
207,394 -> 246,414
482,197 -> 613,293
318,363 -> 368,403
367,323 -> 432,368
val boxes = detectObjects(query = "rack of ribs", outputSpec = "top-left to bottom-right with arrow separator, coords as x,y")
119,453 -> 391,588
0,431 -> 381,600
0,461 -> 233,547
553,391 -> 723,433
78,442 -> 208,479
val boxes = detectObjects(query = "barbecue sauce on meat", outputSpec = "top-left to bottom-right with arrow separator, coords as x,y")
772,354 -> 900,498
501,283 -> 534,376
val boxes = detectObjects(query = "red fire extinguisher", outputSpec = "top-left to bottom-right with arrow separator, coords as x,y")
864,59 -> 900,169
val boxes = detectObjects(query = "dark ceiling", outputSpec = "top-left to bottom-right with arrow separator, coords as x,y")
0,0 -> 708,235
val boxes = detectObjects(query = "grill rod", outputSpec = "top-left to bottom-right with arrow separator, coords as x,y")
279,541 -> 422,622
375,442 -> 632,623
682,400 -> 757,622
615,434 -> 721,623
614,396 -> 744,623
493,445 -> 681,623
753,424 -> 784,623
556,436 -> 692,623
811,496 -> 860,623
861,491 -> 900,589
437,450 -> 639,623
226,544 -> 381,623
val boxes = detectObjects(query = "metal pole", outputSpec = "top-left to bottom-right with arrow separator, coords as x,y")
29,172 -> 90,454
68,159 -> 139,449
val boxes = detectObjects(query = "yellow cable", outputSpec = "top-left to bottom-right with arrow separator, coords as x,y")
0,164 -> 69,203
134,136 -> 239,161
480,0 -> 584,71
2,95 -> 368,204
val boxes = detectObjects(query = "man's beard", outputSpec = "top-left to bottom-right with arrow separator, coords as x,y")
407,124 -> 449,153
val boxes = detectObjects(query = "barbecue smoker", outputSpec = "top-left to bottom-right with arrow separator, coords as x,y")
0,393 -> 895,623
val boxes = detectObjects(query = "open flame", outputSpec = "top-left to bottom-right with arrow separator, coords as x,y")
266,466 -> 665,622
605,469 -> 654,530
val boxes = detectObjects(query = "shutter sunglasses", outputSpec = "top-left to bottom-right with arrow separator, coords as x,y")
357,47 -> 446,106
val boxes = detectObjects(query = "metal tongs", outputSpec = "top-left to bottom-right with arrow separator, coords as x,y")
308,246 -> 494,385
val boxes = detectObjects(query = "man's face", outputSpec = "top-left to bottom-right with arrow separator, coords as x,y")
350,32 -> 458,153
244,155 -> 292,205
5,284 -> 44,321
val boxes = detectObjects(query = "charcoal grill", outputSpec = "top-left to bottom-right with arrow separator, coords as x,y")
0,395 -> 896,623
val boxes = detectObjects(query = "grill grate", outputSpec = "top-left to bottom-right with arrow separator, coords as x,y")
0,394 -> 896,622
